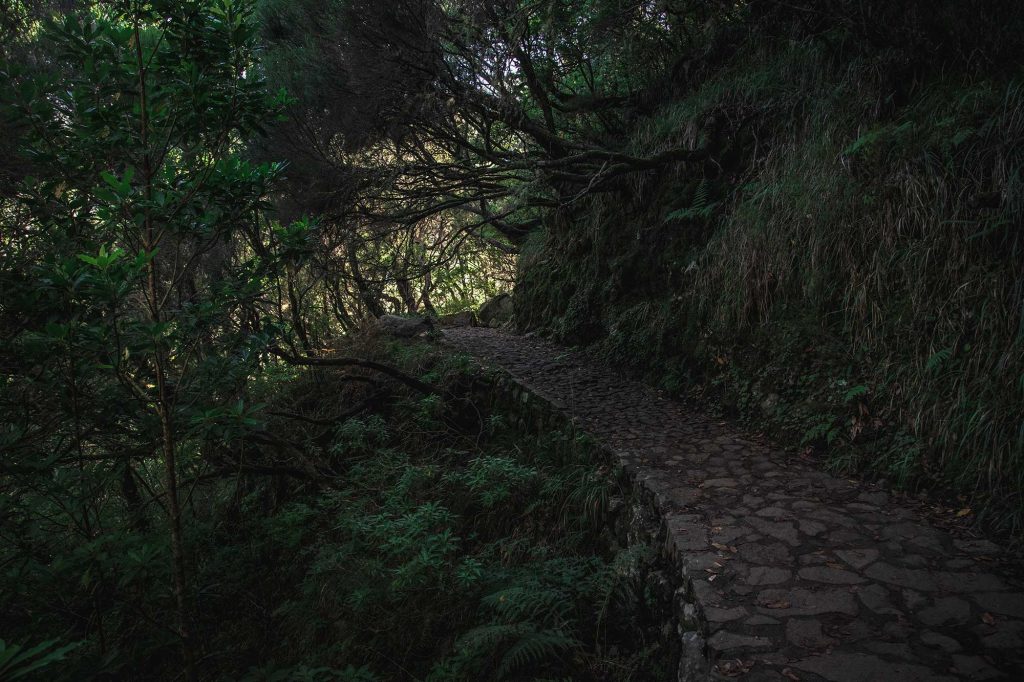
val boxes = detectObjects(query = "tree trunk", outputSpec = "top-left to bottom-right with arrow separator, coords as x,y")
397,277 -> 418,313
135,22 -> 198,681
286,261 -> 312,351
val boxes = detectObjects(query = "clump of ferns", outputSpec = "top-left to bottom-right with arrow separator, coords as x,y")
442,455 -> 543,538
330,415 -> 390,459
431,565 -> 588,681
430,550 -> 658,681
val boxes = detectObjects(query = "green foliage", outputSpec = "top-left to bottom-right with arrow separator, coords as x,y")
228,377 -> 671,680
0,0 -> 296,676
0,334 -> 669,679
515,8 -> 1024,537
0,639 -> 80,681
664,179 -> 719,223
445,456 -> 539,508
238,662 -> 378,682
445,624 -> 580,681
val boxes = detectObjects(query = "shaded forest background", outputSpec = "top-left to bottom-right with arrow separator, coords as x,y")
1,0 -> 1023,679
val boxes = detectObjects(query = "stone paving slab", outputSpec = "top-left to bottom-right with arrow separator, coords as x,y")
442,327 -> 1024,681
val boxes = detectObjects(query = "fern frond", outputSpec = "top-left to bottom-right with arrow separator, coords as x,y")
0,638 -> 79,681
481,585 -> 572,624
494,628 -> 580,680
454,622 -> 530,654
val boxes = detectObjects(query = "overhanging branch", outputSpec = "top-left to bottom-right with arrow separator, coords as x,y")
269,347 -> 440,395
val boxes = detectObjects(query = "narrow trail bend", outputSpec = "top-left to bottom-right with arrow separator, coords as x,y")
442,326 -> 1024,681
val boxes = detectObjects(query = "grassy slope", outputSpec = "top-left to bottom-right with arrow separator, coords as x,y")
516,26 -> 1024,537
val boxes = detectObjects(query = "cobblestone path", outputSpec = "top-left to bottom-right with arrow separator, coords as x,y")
442,327 -> 1024,681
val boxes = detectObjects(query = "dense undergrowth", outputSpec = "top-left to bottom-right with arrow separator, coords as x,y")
516,20 -> 1024,537
1,337 -> 676,681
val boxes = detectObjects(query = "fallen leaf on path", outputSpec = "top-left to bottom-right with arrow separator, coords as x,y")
763,600 -> 791,609
716,659 -> 753,676
982,612 -> 996,625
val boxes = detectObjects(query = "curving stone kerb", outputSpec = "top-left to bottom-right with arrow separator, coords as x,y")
442,327 -> 1024,681
464,358 -> 700,675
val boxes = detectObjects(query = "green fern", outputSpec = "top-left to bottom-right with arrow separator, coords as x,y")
925,347 -> 953,373
586,545 -> 651,641
0,638 -> 79,681
239,663 -> 378,681
842,385 -> 869,403
493,628 -> 579,680
664,178 -> 719,222
481,585 -> 571,623
448,622 -> 579,681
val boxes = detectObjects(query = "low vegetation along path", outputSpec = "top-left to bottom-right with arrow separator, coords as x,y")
442,327 -> 1024,681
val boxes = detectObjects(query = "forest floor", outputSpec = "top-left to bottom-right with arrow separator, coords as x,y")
441,327 -> 1024,681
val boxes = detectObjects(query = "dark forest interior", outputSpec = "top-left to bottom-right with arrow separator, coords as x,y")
2,1 -> 1024,680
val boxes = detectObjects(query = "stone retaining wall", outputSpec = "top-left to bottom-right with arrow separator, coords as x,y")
466,369 -> 712,681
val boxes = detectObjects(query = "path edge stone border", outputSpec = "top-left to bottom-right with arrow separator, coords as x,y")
461,360 -> 714,681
